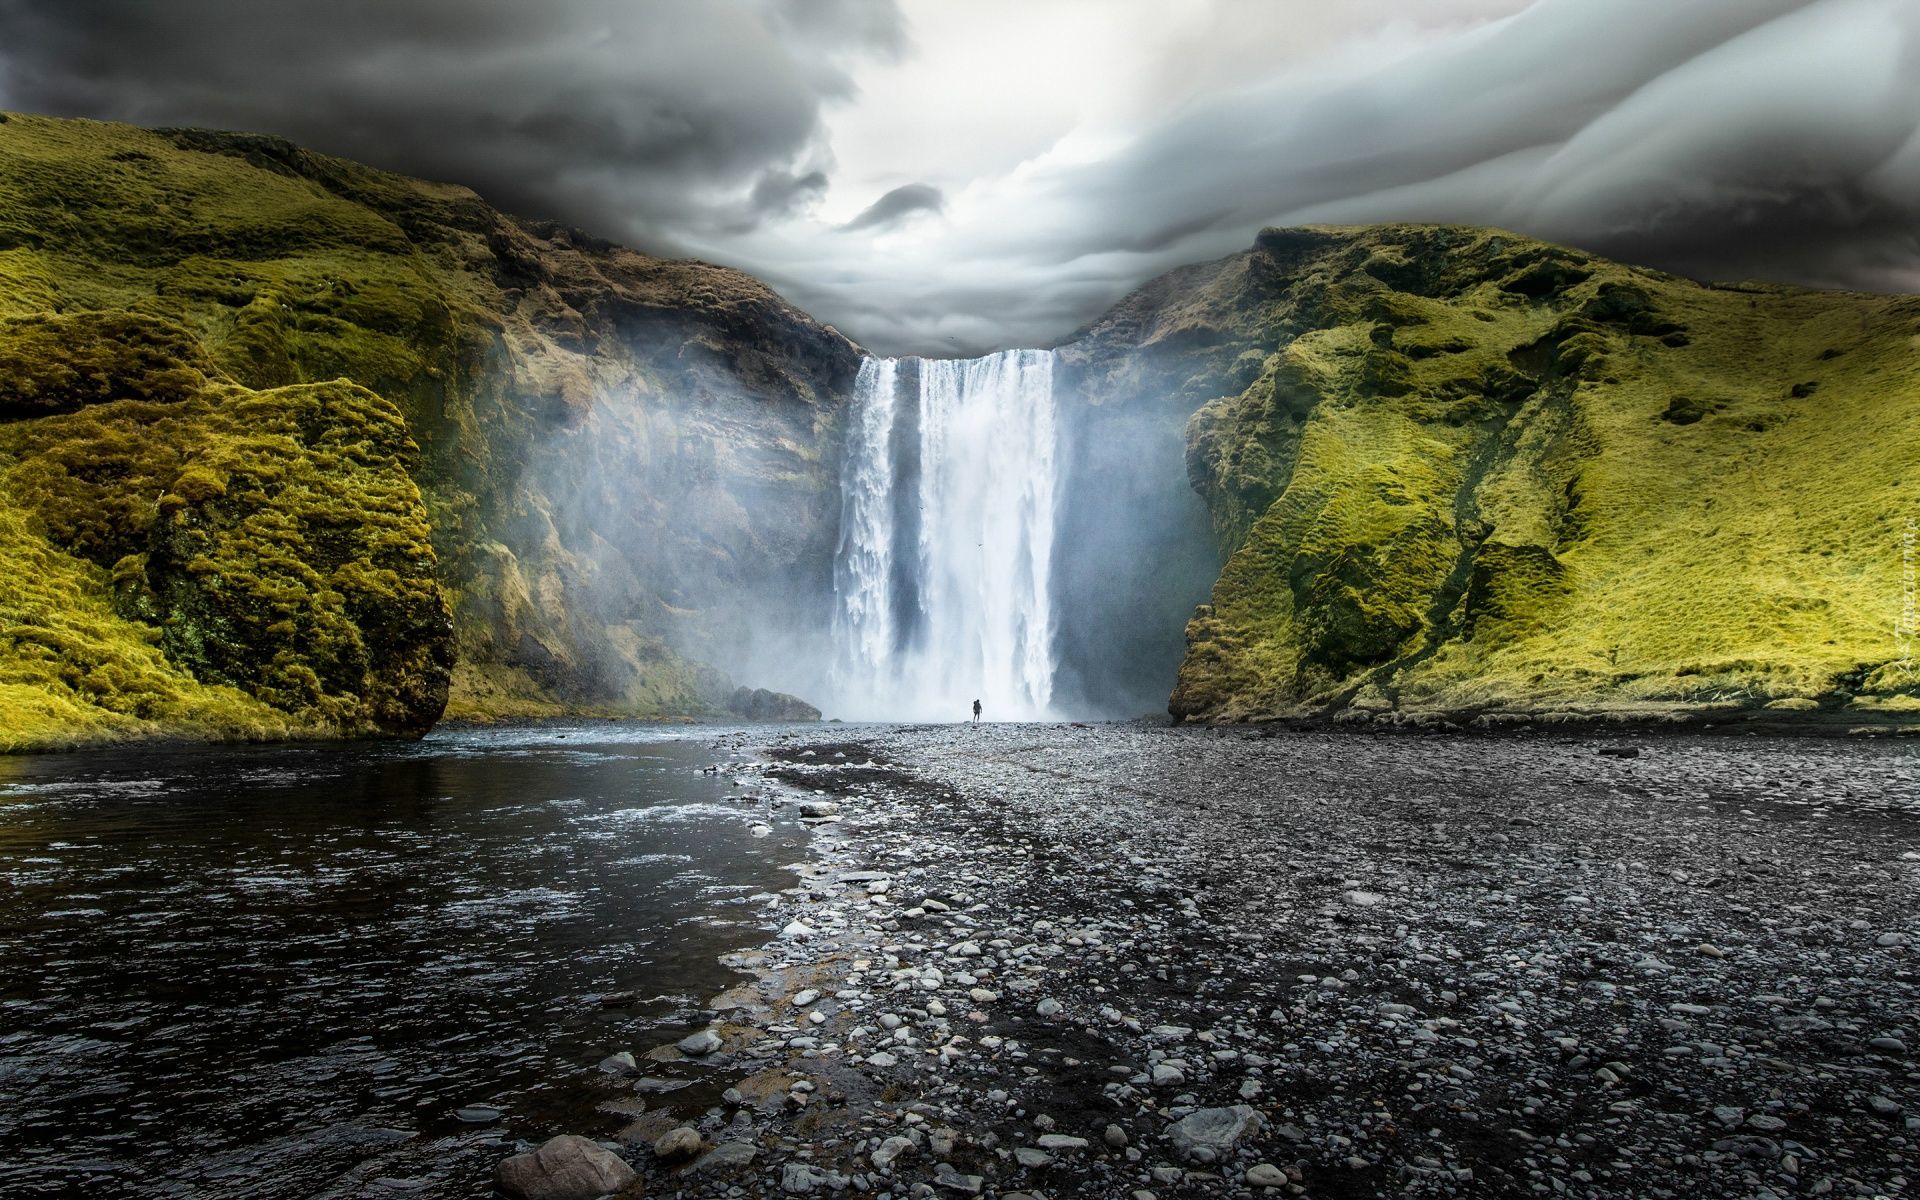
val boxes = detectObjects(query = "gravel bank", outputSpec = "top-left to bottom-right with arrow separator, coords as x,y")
594,722 -> 1919,1200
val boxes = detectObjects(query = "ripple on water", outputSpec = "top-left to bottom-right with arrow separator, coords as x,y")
0,725 -> 810,1200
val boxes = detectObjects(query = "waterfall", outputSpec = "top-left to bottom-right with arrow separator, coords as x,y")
831,349 -> 1058,721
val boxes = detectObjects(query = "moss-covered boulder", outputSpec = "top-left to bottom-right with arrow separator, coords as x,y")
1066,224 -> 1920,725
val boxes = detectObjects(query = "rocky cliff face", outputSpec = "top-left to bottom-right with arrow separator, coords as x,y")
0,113 -> 856,749
1068,224 -> 1920,725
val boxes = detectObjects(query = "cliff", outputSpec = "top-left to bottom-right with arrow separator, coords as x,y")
1065,224 -> 1920,727
0,113 -> 857,750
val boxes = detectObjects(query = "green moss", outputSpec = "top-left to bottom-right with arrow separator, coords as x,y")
1135,224 -> 1920,721
0,365 -> 452,746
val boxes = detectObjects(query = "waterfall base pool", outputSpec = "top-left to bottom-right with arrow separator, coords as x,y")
0,724 -> 808,1199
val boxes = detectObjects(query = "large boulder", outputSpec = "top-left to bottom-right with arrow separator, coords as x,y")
1167,1105 -> 1264,1163
495,1134 -> 638,1200
727,686 -> 822,722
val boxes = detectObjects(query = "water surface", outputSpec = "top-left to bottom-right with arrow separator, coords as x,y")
0,723 -> 805,1198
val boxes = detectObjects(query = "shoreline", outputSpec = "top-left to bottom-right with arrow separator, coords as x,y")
563,722 -> 1917,1200
9,700 -> 1920,757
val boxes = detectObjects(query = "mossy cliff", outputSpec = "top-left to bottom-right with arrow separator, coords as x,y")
1063,224 -> 1920,726
0,113 -> 856,749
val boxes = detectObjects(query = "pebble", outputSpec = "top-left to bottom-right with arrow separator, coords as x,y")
1245,1163 -> 1287,1188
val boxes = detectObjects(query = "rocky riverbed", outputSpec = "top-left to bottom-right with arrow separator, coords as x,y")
533,722 -> 1919,1200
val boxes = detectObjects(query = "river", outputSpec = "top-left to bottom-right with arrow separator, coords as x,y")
0,723 -> 807,1199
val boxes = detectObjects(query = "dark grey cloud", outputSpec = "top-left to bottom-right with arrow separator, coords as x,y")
0,0 -> 904,247
839,182 -> 943,231
1,0 -> 1916,354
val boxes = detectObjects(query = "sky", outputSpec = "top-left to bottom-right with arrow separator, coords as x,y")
2,0 -> 1918,354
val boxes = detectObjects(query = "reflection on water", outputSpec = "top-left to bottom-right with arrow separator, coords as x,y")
0,724 -> 805,1199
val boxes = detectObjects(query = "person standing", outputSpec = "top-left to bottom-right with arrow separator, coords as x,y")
972,698 -> 982,726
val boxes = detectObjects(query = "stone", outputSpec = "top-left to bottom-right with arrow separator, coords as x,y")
1747,1114 -> 1787,1132
596,1052 -> 637,1075
1167,1105 -> 1263,1163
653,1126 -> 701,1162
634,1077 -> 690,1094
782,920 -> 816,940
1866,1095 -> 1902,1117
1246,1163 -> 1287,1188
792,989 -> 820,1007
1103,1124 -> 1129,1149
782,1162 -> 822,1193
1036,998 -> 1063,1018
1036,1134 -> 1088,1151
728,686 -> 821,722
1866,1036 -> 1905,1054
677,1029 -> 722,1057
798,800 -> 840,819
1014,1147 -> 1052,1168
1151,1062 -> 1185,1087
685,1141 -> 757,1175
933,1162 -> 985,1194
495,1134 -> 637,1200
872,1135 -> 916,1170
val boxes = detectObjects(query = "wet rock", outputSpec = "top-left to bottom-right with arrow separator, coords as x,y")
685,1140 -> 757,1175
728,687 -> 821,722
781,1161 -> 822,1193
1167,1105 -> 1263,1163
653,1126 -> 701,1162
1246,1163 -> 1287,1188
676,1029 -> 722,1057
633,1077 -> 690,1095
495,1134 -> 637,1200
871,1134 -> 916,1170
596,1052 -> 637,1075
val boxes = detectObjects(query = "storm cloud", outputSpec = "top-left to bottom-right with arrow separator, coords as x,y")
840,182 -> 944,232
2,0 -> 1917,353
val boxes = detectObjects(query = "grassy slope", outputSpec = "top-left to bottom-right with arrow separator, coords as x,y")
1076,225 -> 1920,724
0,113 -> 852,747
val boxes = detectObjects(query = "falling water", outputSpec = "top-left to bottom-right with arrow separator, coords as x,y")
831,349 -> 1058,720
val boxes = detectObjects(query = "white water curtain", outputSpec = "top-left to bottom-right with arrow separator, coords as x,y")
830,350 -> 1058,721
